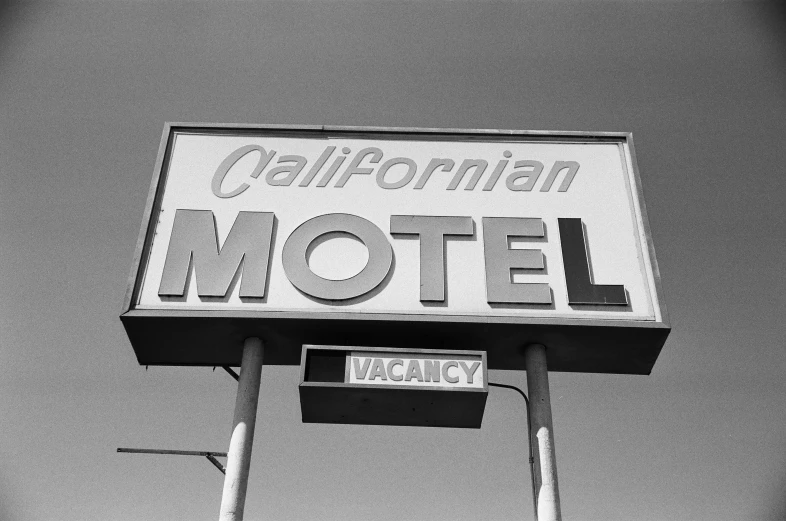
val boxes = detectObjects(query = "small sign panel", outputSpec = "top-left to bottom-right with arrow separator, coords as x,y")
299,346 -> 488,428
121,124 -> 669,374
347,352 -> 484,389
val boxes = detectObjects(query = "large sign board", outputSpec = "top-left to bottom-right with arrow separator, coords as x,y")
121,124 -> 669,373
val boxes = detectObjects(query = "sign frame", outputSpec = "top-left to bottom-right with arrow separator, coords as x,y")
120,123 -> 670,374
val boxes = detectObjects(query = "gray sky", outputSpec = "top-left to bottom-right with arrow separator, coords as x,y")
1,1 -> 785,520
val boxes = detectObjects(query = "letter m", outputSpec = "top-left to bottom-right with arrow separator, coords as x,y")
158,210 -> 274,298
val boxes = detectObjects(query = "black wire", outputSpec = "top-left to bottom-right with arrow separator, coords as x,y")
488,382 -> 538,521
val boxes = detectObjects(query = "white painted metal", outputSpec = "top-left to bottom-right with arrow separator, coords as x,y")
218,337 -> 264,521
136,130 -> 662,324
525,344 -> 562,521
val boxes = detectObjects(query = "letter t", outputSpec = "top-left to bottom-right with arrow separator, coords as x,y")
390,215 -> 475,302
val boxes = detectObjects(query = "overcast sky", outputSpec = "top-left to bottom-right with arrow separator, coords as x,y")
1,1 -> 785,520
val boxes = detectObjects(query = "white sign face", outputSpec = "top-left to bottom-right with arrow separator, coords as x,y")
347,352 -> 485,389
133,127 -> 664,325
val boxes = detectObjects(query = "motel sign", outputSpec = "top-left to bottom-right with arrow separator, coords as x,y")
121,125 -> 668,374
120,124 -> 670,521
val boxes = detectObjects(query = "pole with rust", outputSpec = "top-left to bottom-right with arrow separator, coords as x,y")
218,337 -> 264,521
524,343 -> 562,521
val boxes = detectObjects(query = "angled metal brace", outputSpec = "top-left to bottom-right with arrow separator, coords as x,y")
117,448 -> 228,475
205,453 -> 227,474
222,366 -> 239,381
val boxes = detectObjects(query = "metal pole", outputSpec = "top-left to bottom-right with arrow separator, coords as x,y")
218,337 -> 264,521
524,343 -> 562,521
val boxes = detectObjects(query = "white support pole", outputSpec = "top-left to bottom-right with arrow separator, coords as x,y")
524,343 -> 562,521
219,337 -> 264,521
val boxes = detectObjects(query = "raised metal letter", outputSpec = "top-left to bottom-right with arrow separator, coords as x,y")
158,210 -> 274,298
282,213 -> 393,300
211,145 -> 276,198
558,218 -> 627,305
387,359 -> 404,381
335,147 -> 383,188
482,217 -> 551,304
390,215 -> 474,302
540,161 -> 579,192
442,361 -> 459,383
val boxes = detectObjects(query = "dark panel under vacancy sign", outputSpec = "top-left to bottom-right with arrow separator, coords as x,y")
299,345 -> 488,428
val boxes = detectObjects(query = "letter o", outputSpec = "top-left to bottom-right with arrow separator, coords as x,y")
282,213 -> 393,300
376,157 -> 417,189
211,145 -> 269,198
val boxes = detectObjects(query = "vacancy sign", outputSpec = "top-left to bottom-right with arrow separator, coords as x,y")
347,352 -> 485,389
299,346 -> 488,428
121,124 -> 669,374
